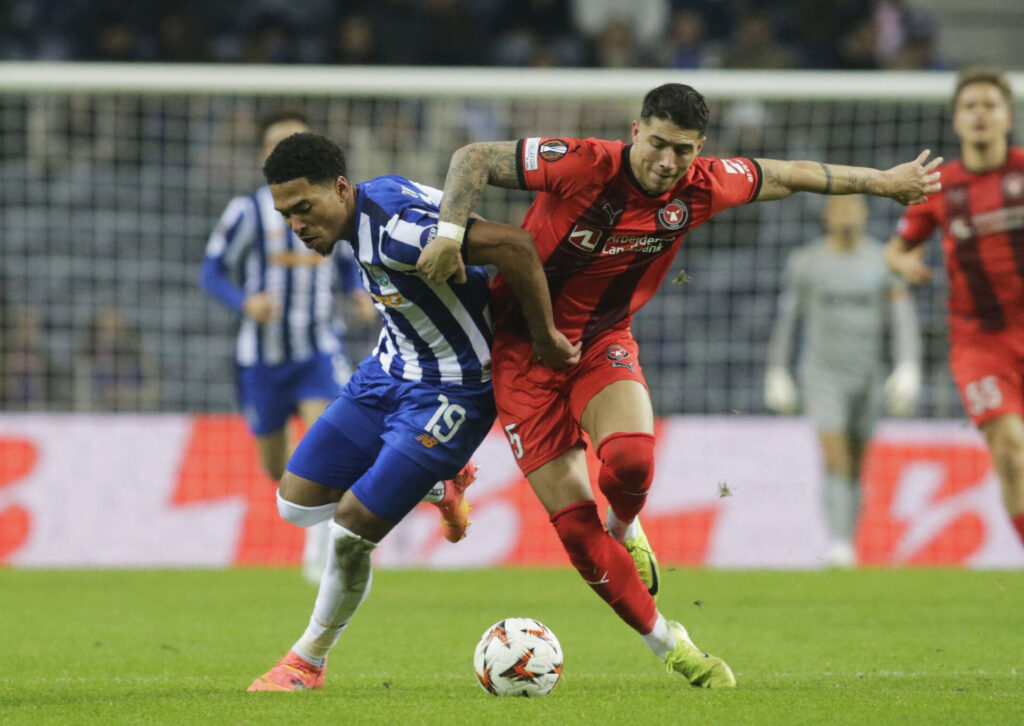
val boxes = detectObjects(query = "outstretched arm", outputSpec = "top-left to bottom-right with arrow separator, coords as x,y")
464,220 -> 580,369
417,141 -> 521,285
755,150 -> 942,205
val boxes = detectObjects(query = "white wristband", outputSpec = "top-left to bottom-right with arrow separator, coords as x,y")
436,221 -> 466,244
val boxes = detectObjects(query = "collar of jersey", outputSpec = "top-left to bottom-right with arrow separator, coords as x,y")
622,143 -> 678,199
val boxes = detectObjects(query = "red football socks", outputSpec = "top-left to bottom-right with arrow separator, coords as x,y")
550,501 -> 657,633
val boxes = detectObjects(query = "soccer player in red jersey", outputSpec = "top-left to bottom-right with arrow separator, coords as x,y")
419,83 -> 941,687
886,67 -> 1024,551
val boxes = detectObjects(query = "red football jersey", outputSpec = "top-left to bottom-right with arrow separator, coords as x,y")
491,136 -> 763,344
897,147 -> 1024,331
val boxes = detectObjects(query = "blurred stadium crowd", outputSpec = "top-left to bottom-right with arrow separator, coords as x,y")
0,0 -> 947,71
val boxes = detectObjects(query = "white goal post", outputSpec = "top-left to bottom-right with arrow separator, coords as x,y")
0,62 -> 1007,100
0,63 -> 1019,415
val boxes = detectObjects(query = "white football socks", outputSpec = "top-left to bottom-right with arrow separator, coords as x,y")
301,521 -> 331,584
641,614 -> 676,659
293,521 -> 376,666
605,506 -> 639,543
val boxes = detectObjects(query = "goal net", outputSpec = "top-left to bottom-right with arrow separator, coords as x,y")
1,64 -> 1020,568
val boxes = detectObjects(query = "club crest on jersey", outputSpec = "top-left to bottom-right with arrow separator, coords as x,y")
539,139 -> 569,162
1003,172 -> 1024,199
365,264 -> 390,286
657,199 -> 689,230
606,344 -> 635,371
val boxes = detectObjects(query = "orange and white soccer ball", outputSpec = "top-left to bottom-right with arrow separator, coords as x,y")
473,617 -> 563,697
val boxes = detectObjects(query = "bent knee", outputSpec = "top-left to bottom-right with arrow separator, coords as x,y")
277,489 -> 337,527
598,433 -> 655,489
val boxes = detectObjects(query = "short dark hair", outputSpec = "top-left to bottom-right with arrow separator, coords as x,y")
953,67 -> 1013,108
258,108 -> 309,136
641,83 -> 709,135
263,132 -> 347,186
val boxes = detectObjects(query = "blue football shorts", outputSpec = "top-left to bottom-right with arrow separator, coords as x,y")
237,352 -> 349,435
286,355 -> 496,522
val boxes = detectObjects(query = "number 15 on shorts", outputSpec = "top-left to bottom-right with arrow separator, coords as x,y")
504,423 -> 524,459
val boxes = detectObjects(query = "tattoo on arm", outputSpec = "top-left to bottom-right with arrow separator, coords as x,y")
819,162 -> 833,194
765,169 -> 786,196
485,141 -> 521,188
438,141 -> 520,226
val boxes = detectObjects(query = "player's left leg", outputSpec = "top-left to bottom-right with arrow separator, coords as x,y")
254,428 -> 291,482
530,450 -> 734,687
818,430 -> 857,567
249,486 -> 386,692
948,325 -> 1024,548
806,375 -> 863,567
240,361 -> 302,482
980,413 -> 1024,547
251,444 -> 444,692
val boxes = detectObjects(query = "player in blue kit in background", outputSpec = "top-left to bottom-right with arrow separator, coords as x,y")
247,132 -> 579,691
201,111 -> 376,583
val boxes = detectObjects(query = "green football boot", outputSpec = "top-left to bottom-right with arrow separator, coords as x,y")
664,620 -> 736,688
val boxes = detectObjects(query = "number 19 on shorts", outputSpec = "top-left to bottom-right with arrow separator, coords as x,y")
424,394 -> 467,443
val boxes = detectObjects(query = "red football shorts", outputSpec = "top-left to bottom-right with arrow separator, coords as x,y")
948,315 -> 1024,427
491,327 -> 648,475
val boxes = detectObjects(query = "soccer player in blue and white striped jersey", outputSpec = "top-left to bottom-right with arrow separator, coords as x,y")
247,132 -> 578,691
200,112 -> 376,583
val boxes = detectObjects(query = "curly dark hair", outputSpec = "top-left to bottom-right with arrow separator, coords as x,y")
263,132 -> 347,186
641,83 -> 709,135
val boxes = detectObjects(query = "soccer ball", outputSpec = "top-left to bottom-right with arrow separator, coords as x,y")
473,617 -> 563,697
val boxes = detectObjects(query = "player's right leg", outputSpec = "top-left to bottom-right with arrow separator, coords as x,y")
981,414 -> 1024,546
578,375 -> 659,598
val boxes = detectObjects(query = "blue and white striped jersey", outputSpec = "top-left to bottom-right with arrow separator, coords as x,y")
352,175 -> 492,386
200,185 -> 361,367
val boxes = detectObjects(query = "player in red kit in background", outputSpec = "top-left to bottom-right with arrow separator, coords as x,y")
419,83 -> 941,687
886,67 -> 1024,551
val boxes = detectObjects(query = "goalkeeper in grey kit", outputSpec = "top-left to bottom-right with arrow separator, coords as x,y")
764,195 -> 921,566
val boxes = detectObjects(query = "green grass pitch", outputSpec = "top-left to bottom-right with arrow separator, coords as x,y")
1,567 -> 1021,725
